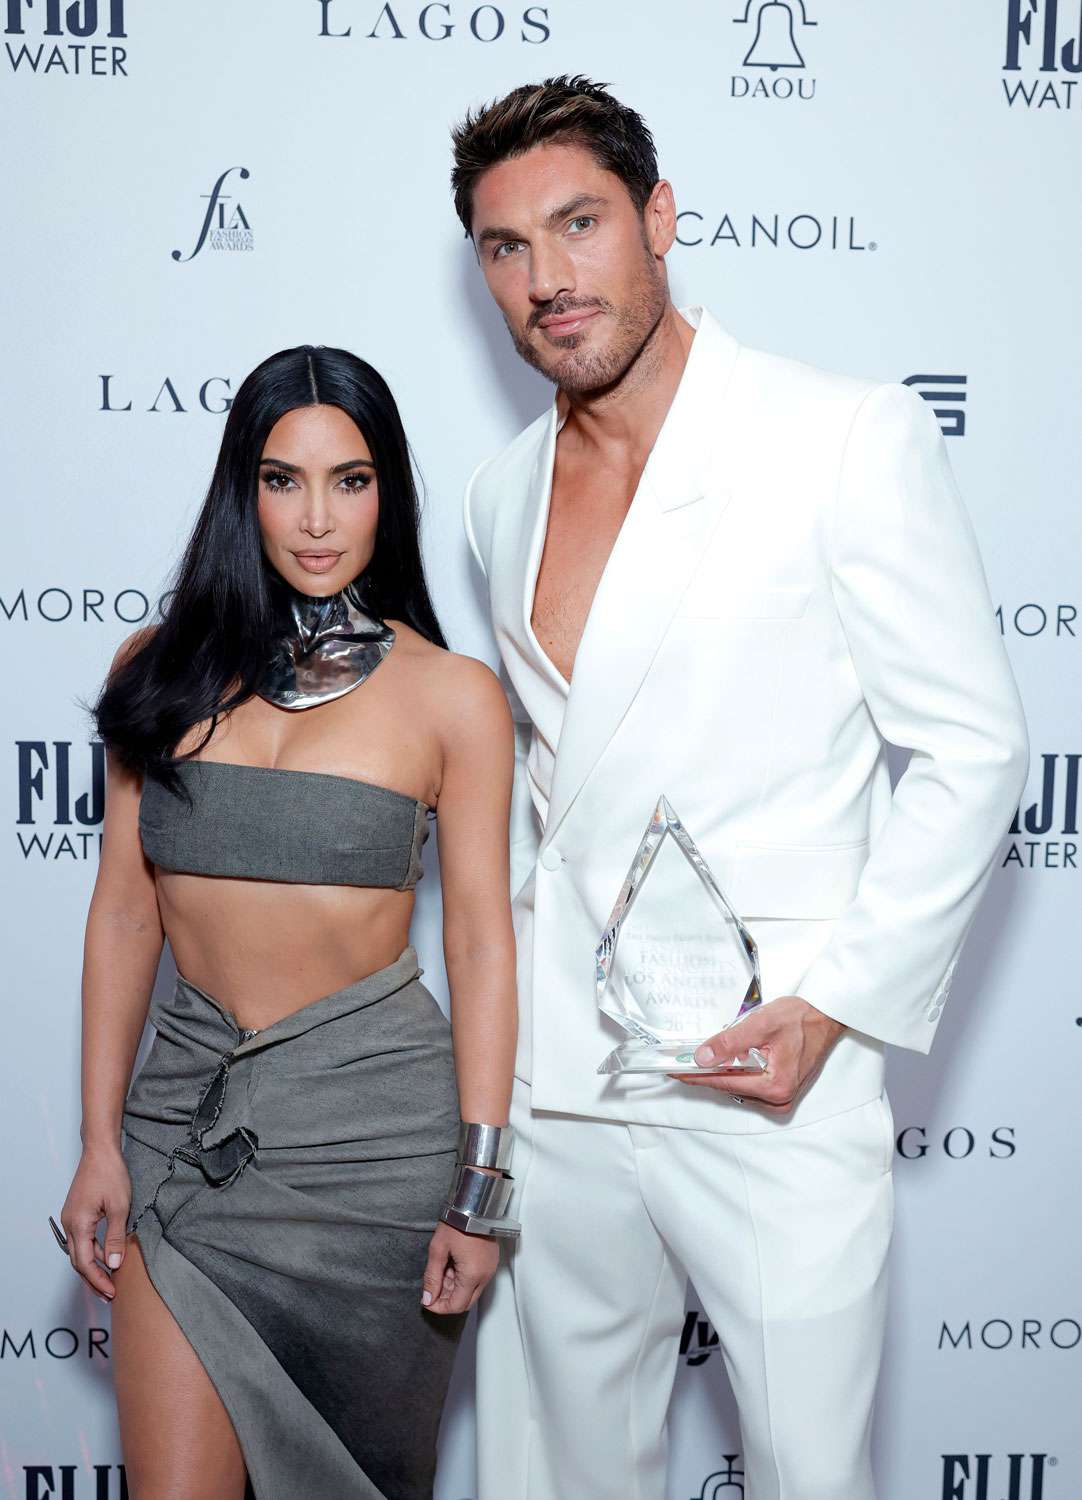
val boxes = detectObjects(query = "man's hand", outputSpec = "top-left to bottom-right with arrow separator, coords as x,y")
671,995 -> 845,1112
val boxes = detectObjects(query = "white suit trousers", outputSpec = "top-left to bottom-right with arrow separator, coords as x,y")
475,1081 -> 894,1500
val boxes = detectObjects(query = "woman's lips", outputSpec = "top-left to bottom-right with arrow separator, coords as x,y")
293,551 -> 344,574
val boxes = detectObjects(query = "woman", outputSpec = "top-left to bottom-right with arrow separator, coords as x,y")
56,346 -> 518,1500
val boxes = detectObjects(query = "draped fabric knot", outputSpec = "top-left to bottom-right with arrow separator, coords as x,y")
189,1051 -> 259,1188
130,1042 -> 259,1232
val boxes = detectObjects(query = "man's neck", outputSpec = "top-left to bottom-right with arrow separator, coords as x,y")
556,302 -> 695,469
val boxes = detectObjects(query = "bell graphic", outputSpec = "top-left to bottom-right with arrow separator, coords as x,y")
733,0 -> 816,71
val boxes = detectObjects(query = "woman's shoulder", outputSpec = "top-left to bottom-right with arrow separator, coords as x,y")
387,622 -> 509,725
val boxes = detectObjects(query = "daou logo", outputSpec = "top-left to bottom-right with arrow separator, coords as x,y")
1004,0 -> 1082,109
730,1 -> 817,100
690,1456 -> 745,1498
941,1453 -> 1054,1499
317,1 -> 550,42
4,0 -> 128,76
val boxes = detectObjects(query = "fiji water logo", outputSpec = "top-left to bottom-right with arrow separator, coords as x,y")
15,741 -> 104,861
942,1453 -> 1056,1498
4,0 -> 128,76
172,167 -> 253,262
1004,0 -> 1082,109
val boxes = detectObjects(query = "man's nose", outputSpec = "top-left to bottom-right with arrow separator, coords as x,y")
529,236 -> 575,304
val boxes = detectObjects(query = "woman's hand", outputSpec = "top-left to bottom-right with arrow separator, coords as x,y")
60,1143 -> 132,1301
421,1221 -> 501,1315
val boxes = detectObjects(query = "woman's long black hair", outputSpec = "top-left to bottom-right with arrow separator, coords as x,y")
96,345 -> 446,786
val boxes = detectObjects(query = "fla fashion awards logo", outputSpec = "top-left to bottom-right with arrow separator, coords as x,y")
730,0 -> 817,100
1003,0 -> 1082,109
3,0 -> 127,76
172,167 -> 253,262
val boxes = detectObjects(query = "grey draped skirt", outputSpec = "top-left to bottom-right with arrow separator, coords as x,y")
122,945 -> 465,1499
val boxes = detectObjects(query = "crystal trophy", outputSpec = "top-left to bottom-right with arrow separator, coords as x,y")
596,797 -> 768,1075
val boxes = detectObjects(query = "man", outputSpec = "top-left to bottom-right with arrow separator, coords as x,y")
450,76 -> 1027,1500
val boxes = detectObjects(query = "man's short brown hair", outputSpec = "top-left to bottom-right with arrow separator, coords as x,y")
450,75 -> 659,237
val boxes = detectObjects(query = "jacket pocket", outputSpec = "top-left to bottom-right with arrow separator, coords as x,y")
728,838 -> 870,919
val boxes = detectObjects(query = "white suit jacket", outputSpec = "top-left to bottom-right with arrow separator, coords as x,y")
464,307 -> 1028,1134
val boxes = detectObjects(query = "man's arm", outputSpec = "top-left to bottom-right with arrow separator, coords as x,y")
682,382 -> 1028,1104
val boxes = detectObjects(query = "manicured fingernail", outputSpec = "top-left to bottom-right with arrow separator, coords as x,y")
694,1044 -> 715,1066
107,1253 -> 123,1269
421,1290 -> 433,1306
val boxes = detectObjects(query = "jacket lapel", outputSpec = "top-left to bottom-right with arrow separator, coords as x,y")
543,310 -> 742,844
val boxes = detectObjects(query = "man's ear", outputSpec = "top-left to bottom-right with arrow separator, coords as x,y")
644,179 -> 678,257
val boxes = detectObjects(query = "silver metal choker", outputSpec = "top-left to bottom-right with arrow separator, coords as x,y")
258,583 -> 395,711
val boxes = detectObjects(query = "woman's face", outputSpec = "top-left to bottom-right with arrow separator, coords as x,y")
257,404 -> 379,597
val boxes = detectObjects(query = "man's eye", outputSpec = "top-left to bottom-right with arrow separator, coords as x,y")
568,216 -> 595,233
493,241 -> 522,260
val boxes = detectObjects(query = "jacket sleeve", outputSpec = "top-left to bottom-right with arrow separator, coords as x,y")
462,455 -> 541,896
795,383 -> 1028,1052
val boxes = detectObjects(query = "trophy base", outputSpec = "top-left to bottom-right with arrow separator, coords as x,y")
597,1042 -> 768,1076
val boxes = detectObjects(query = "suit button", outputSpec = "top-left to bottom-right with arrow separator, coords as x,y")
541,848 -> 562,871
927,1004 -> 943,1022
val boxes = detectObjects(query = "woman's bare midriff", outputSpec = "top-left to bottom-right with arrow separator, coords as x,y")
156,872 -> 417,1031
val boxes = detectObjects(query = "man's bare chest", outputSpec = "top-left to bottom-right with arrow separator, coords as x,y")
531,471 -> 637,684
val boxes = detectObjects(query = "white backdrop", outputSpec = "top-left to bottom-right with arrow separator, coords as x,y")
3,3 -> 1080,1497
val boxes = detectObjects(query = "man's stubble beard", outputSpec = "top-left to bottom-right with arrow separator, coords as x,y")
505,244 -> 670,398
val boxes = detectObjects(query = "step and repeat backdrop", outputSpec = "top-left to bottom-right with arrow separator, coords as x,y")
3,2 -> 1080,1497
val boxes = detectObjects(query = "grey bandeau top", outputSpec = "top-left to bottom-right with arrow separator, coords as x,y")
139,760 -> 430,890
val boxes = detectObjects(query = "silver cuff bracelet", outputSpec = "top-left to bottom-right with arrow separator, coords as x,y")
457,1120 -> 514,1174
440,1164 -> 521,1239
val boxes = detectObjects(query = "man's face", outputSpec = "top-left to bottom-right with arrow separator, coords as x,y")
470,142 -> 672,394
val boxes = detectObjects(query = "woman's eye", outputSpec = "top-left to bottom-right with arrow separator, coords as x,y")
262,471 -> 294,492
339,473 -> 372,493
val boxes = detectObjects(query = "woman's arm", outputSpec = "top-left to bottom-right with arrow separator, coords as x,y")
61,644 -> 165,1299
435,655 -> 517,1128
421,654 -> 517,1315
